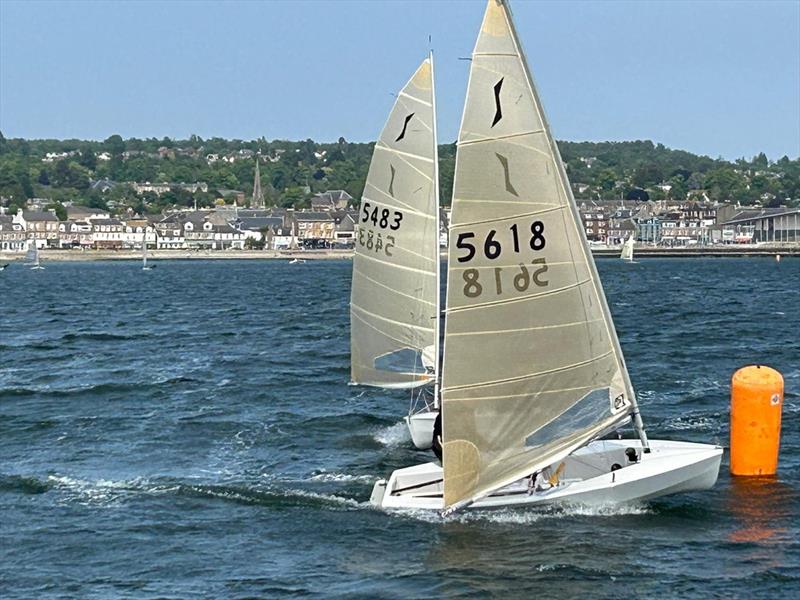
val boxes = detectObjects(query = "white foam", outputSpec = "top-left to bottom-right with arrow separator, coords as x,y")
374,421 -> 410,447
309,471 -> 374,483
390,502 -> 652,524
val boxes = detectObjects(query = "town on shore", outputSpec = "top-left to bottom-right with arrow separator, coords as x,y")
1,135 -> 798,256
2,188 -> 798,259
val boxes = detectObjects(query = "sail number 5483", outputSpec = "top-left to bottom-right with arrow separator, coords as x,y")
455,221 -> 545,263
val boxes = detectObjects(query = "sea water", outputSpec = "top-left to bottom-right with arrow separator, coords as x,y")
0,258 -> 798,598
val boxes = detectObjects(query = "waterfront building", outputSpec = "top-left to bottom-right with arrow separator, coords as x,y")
293,211 -> 336,240
91,218 -> 125,249
57,220 -> 93,248
0,216 -> 26,252
13,210 -> 59,248
636,217 -> 662,245
717,207 -> 800,244
310,190 -> 353,211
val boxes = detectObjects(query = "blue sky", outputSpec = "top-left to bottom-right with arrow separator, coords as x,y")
1,0 -> 798,160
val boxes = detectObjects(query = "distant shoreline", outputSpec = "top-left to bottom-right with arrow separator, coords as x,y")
0,246 -> 797,262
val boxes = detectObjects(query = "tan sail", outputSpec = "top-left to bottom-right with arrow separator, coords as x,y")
441,0 -> 636,509
350,58 -> 441,389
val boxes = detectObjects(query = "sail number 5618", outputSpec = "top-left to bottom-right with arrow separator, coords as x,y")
455,221 -> 545,263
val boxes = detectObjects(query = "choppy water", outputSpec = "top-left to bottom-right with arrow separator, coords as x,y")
0,258 -> 798,598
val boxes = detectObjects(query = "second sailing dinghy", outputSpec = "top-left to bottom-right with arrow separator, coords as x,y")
350,55 -> 442,449
26,241 -> 44,270
370,0 -> 721,514
620,235 -> 635,262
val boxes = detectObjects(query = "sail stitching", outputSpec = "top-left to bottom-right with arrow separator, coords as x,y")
447,278 -> 591,312
447,317 -> 605,337
449,205 -> 564,228
351,304 -> 435,334
443,349 -> 614,392
352,268 -> 437,307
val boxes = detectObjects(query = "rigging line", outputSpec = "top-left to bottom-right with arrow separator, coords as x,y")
450,205 -> 564,228
352,268 -> 436,307
446,317 -> 605,337
472,52 -> 518,57
351,303 -> 436,334
457,129 -> 545,147
446,278 -> 592,313
354,250 -> 437,276
443,350 -> 614,392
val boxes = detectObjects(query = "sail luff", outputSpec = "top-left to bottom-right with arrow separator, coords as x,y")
430,49 -> 442,408
350,58 -> 440,390
441,0 -> 639,509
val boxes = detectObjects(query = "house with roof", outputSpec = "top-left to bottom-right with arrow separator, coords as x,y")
57,220 -> 93,248
91,218 -> 125,249
331,210 -> 358,244
121,218 -> 157,249
292,211 -> 336,240
716,206 -> 800,244
310,190 -> 353,211
0,216 -> 26,252
13,210 -> 60,247
66,205 -> 110,222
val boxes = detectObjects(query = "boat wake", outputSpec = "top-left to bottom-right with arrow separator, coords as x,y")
390,502 -> 653,524
2,472 -> 372,512
373,421 -> 410,447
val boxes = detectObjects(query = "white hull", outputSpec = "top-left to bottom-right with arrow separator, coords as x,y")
405,410 -> 438,450
371,439 -> 722,512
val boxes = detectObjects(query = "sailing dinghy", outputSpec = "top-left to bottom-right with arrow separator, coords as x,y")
350,54 -> 442,449
370,0 -> 721,514
142,233 -> 154,270
620,235 -> 635,262
26,241 -> 44,270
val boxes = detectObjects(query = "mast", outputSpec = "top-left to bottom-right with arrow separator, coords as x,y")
502,0 -> 648,450
430,49 -> 441,409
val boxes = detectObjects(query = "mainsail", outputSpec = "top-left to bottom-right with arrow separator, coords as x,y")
25,241 -> 39,266
441,0 -> 639,509
620,236 -> 635,261
350,57 -> 440,389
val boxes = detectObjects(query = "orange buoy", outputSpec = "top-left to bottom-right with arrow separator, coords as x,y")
730,365 -> 783,476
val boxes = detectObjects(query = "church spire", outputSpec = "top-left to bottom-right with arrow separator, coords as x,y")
252,157 -> 265,208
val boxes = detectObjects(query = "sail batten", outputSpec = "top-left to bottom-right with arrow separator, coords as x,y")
440,0 -> 636,509
350,57 -> 441,390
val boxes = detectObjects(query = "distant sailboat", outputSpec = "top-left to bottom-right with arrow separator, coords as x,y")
0,263 -> 9,271
349,53 -> 441,450
142,233 -> 154,270
620,235 -> 635,262
370,0 -> 721,514
26,241 -> 44,270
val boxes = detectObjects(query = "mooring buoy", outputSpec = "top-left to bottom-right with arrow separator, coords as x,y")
730,365 -> 783,476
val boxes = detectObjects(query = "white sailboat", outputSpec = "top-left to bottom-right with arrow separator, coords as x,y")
26,240 -> 44,270
620,235 -> 635,262
370,0 -> 721,514
142,232 -> 153,270
350,54 -> 442,449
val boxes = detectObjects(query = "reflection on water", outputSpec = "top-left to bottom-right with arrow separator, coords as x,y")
728,476 -> 794,546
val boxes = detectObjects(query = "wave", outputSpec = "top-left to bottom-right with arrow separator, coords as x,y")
61,332 -> 134,342
308,470 -> 374,483
9,473 -> 370,512
390,502 -> 653,524
373,421 -> 410,447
